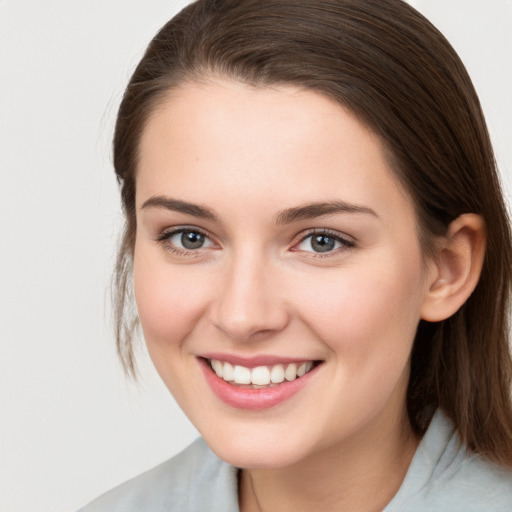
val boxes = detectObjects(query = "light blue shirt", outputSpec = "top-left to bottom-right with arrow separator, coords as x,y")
79,410 -> 512,511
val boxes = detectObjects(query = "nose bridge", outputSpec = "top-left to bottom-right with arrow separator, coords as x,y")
211,245 -> 288,341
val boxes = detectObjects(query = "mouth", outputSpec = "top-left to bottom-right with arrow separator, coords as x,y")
199,356 -> 323,410
206,358 -> 320,388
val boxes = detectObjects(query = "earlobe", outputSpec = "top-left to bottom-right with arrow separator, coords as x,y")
421,214 -> 486,322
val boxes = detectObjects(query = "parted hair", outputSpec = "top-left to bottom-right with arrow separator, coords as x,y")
112,0 -> 512,466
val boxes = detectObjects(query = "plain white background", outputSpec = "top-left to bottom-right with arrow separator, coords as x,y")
0,1 -> 510,510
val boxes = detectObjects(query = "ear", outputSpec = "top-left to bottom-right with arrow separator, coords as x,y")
421,213 -> 486,322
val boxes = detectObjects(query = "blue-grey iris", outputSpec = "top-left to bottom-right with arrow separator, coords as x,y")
311,234 -> 335,252
182,231 -> 205,249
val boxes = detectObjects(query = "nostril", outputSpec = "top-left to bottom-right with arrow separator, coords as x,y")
212,322 -> 286,343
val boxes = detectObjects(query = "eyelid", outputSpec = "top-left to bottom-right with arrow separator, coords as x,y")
155,225 -> 210,241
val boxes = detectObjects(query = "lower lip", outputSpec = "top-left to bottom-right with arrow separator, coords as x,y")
199,358 -> 320,410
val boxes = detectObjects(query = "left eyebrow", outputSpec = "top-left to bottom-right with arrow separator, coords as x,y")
275,201 -> 378,225
140,196 -> 219,222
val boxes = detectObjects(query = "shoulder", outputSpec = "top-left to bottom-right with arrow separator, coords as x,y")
78,437 -> 239,512
387,411 -> 512,512
420,452 -> 512,511
437,451 -> 512,504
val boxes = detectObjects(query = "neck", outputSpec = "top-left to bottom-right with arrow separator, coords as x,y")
239,409 -> 419,512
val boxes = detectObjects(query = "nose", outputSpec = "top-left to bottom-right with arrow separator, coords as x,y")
210,251 -> 290,342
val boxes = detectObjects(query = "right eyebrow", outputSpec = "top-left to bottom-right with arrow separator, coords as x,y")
140,196 -> 219,222
275,200 -> 378,225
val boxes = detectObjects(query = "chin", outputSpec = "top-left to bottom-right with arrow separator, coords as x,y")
200,427 -> 314,469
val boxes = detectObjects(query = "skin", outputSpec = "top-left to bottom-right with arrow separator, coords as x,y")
133,79 -> 483,511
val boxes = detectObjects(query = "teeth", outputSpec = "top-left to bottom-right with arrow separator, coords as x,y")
284,363 -> 297,381
251,366 -> 270,386
223,362 -> 234,381
297,362 -> 313,377
210,359 -> 315,387
270,364 -> 285,384
233,365 -> 251,384
211,359 -> 223,378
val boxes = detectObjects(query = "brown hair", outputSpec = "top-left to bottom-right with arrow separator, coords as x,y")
112,0 -> 512,466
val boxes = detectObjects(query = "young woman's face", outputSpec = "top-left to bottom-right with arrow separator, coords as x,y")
134,80 -> 433,468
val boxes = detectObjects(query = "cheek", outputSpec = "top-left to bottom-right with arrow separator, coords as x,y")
132,246 -> 217,406
133,247 -> 211,349
292,255 -> 425,359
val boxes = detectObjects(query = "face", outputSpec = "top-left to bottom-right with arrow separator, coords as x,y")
134,79 -> 433,469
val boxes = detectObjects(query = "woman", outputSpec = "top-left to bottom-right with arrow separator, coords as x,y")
80,0 -> 512,510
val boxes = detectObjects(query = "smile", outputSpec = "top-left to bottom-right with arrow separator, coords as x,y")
199,356 -> 322,410
209,359 -> 315,387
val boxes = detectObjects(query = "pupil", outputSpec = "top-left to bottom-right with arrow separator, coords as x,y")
312,234 -> 335,253
181,231 -> 204,249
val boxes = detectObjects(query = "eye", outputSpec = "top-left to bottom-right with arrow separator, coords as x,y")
157,228 -> 214,252
171,230 -> 211,250
295,230 -> 354,254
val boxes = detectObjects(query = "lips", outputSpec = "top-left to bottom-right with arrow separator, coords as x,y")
199,355 -> 322,410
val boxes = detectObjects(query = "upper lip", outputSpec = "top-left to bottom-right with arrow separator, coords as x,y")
199,352 -> 320,368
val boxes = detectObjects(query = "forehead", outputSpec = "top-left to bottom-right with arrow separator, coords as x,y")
136,79 -> 414,221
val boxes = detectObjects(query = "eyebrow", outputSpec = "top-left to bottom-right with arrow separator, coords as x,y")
140,196 -> 377,224
275,201 -> 378,224
141,196 -> 219,221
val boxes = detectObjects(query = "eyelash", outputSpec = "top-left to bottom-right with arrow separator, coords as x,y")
154,227 -> 355,257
